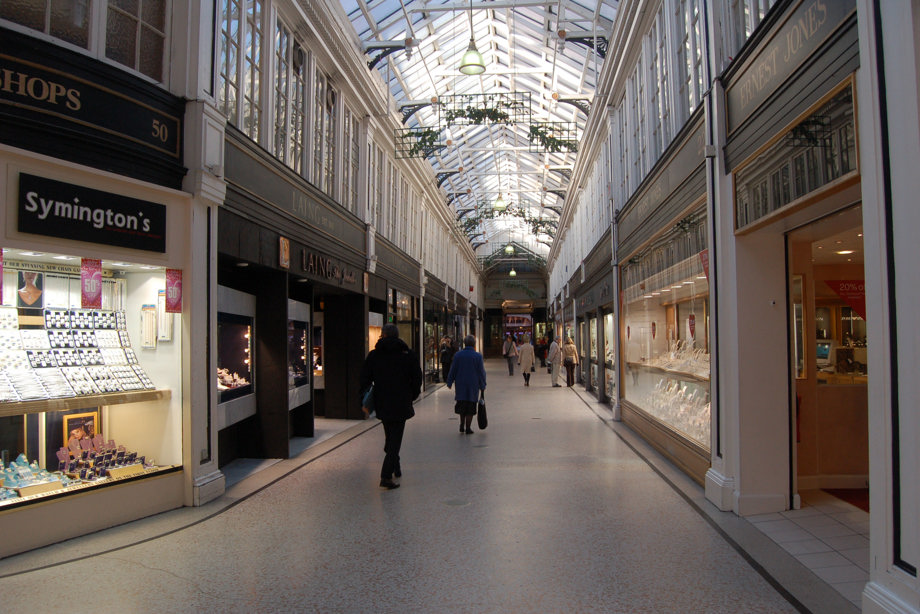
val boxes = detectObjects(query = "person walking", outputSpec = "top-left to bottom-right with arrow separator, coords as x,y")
439,335 -> 455,383
517,334 -> 535,386
360,323 -> 422,489
562,336 -> 579,387
446,335 -> 487,434
502,333 -> 518,376
547,336 -> 562,387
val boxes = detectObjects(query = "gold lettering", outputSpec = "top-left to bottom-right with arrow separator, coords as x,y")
1,68 -> 82,111
65,88 -> 81,111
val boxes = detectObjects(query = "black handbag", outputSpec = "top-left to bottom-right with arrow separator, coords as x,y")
477,391 -> 488,430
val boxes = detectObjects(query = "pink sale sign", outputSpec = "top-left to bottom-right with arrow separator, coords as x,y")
81,259 -> 102,308
165,269 -> 182,313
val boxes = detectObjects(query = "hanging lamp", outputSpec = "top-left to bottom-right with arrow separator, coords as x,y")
504,244 -> 515,255
458,0 -> 485,75
509,268 -> 517,277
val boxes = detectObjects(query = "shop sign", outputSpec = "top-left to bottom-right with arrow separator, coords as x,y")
81,258 -> 102,309
165,269 -> 182,313
0,51 -> 180,158
18,174 -> 167,253
825,279 -> 865,319
279,237 -> 290,269
726,0 -> 856,134
302,250 -> 357,287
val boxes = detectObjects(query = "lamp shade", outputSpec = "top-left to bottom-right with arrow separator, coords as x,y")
509,268 -> 517,277
493,193 -> 506,210
459,38 -> 485,75
504,244 -> 515,254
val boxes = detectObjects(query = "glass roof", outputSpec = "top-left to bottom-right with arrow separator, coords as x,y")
342,0 -> 619,261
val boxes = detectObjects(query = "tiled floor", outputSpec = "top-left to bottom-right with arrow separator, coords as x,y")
748,490 -> 870,608
0,361 -> 860,613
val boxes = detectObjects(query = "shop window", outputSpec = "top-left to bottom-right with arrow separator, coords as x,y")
620,209 -> 710,447
0,250 -> 181,509
216,312 -> 253,403
604,312 -> 615,399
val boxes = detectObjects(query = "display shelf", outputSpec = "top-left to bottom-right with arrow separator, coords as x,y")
0,388 -> 171,419
627,361 -> 710,383
0,465 -> 180,511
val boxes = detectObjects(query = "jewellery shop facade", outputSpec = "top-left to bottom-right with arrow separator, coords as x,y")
217,128 -> 423,467
0,28 -> 214,556
572,230 -> 615,404
616,111 -> 710,482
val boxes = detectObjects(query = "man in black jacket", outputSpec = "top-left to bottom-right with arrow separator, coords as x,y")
360,324 -> 422,489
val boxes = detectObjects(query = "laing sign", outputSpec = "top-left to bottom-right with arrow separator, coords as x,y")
18,173 -> 166,253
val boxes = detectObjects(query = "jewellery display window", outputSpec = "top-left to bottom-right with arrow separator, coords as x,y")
604,312 -> 615,399
0,251 -> 181,509
620,210 -> 711,448
288,320 -> 308,389
312,311 -> 324,389
217,312 -> 253,403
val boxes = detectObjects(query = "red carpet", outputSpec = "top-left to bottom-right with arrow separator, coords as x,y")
824,488 -> 870,513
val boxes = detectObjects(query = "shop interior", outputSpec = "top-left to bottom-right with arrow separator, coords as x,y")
0,248 -> 181,508
788,204 -> 868,513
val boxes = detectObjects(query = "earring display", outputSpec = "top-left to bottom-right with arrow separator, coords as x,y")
70,310 -> 95,329
26,350 -> 58,369
78,348 -> 104,366
72,330 -> 98,348
44,309 -> 72,329
53,349 -> 82,367
20,330 -> 51,350
61,367 -> 101,395
48,330 -> 76,348
0,330 -> 23,351
0,307 -> 19,329
94,330 -> 121,348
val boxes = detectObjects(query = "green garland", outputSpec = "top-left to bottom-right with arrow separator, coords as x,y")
459,204 -> 557,239
444,105 -> 511,126
528,125 -> 577,153
404,128 -> 441,157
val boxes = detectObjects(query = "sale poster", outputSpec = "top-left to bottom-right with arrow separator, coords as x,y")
81,258 -> 102,309
165,269 -> 182,313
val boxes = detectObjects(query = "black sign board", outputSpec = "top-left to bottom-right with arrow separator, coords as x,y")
18,173 -> 167,253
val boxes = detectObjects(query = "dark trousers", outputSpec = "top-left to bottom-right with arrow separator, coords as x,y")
441,360 -> 451,382
565,361 -> 576,386
505,355 -> 515,375
381,420 -> 406,479
523,372 -> 531,385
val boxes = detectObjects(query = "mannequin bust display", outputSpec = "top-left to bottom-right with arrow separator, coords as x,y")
17,272 -> 43,307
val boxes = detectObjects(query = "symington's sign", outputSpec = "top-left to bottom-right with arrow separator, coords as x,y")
18,173 -> 166,252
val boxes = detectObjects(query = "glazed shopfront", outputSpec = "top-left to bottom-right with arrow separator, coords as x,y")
616,113 -> 710,483
0,28 -> 214,556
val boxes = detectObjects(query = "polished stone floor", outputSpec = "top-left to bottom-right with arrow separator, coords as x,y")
0,359 -> 860,613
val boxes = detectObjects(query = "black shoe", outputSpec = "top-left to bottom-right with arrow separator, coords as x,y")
460,422 -> 465,432
465,428 -> 473,434
553,384 -> 562,387
379,478 -> 400,489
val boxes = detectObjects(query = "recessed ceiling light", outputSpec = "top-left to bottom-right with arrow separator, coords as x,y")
236,262 -> 249,268
683,281 -> 694,285
110,262 -> 133,267
816,246 -> 824,250
836,250 -> 855,255
140,266 -> 160,270
835,240 -> 843,244
671,285 -> 682,289
857,233 -> 863,237
18,251 -> 44,257
52,255 -> 76,261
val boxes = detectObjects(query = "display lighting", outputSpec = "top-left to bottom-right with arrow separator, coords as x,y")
509,268 -> 517,277
836,250 -> 855,255
494,192 -> 506,211
504,244 -> 515,254
458,0 -> 485,75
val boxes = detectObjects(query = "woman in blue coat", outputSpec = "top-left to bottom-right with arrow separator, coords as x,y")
445,335 -> 487,434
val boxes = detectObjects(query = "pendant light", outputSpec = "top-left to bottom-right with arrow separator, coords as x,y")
504,244 -> 515,255
509,268 -> 517,277
458,0 -> 485,75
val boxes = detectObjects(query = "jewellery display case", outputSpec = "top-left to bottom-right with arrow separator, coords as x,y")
0,253 -> 180,511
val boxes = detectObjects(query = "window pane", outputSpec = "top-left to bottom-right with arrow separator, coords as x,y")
1,2 -> 46,33
50,0 -> 90,48
106,9 -> 138,68
111,0 -> 140,14
138,24 -> 164,80
142,0 -> 166,31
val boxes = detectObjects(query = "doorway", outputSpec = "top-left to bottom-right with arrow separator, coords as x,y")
787,204 -> 868,512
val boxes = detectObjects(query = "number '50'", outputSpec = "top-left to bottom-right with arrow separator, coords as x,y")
152,119 -> 169,143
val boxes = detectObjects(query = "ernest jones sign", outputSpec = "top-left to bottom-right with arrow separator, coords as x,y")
18,173 -> 166,253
